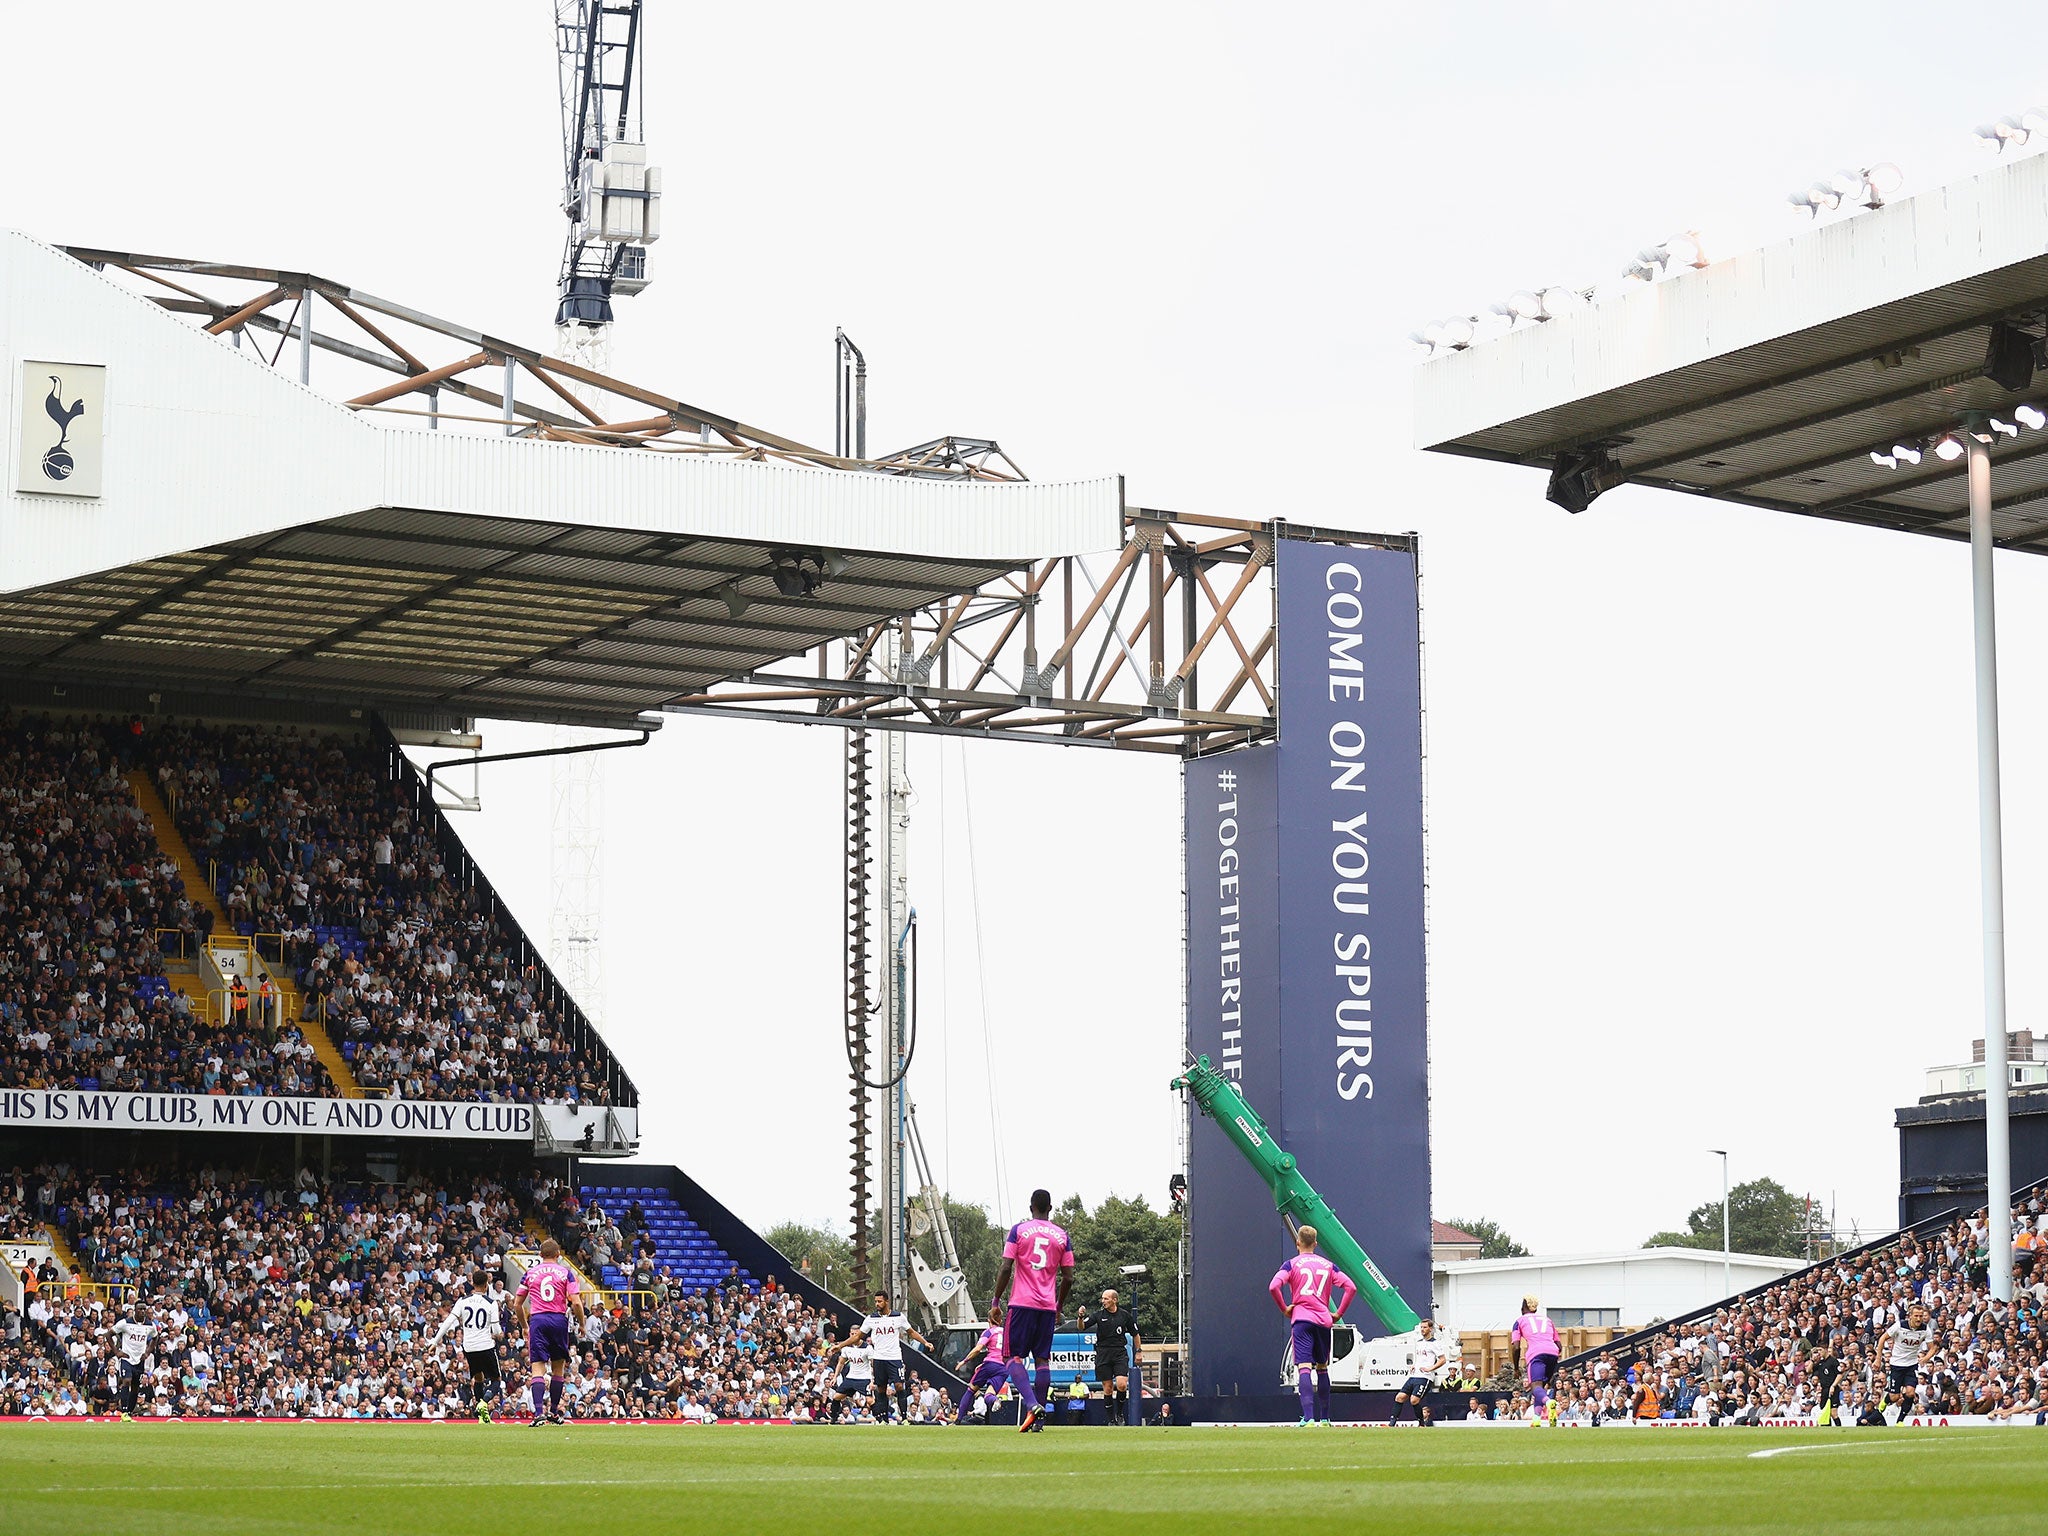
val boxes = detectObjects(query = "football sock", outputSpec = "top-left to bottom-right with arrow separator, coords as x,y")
1315,1370 -> 1331,1421
1006,1359 -> 1039,1411
1532,1384 -> 1548,1413
530,1378 -> 547,1416
1034,1365 -> 1051,1406
548,1378 -> 565,1414
1296,1368 -> 1315,1421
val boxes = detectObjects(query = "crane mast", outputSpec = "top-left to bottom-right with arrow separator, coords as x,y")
554,1 -> 659,338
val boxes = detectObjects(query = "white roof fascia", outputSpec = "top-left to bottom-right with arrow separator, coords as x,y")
1,233 -> 1122,596
1414,152 -> 2048,452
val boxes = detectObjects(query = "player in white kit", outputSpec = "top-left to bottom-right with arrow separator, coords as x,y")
111,1301 -> 158,1421
859,1291 -> 932,1424
824,1328 -> 877,1421
434,1271 -> 507,1421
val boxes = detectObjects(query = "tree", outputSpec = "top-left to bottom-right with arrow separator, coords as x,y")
1442,1216 -> 1528,1260
764,1221 -> 858,1303
1056,1193 -> 1181,1337
1642,1177 -> 1806,1258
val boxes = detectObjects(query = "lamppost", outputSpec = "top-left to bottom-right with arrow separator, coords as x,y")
1708,1150 -> 1730,1299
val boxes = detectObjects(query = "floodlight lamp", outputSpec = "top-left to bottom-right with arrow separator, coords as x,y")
1421,322 -> 1447,348
1506,290 -> 1545,319
1538,286 -> 1582,317
1870,450 -> 1897,469
1440,316 -> 1476,348
1665,231 -> 1709,269
823,551 -> 851,578
718,581 -> 750,619
1934,435 -> 1966,461
1863,162 -> 1904,195
1991,417 -> 2020,438
1892,442 -> 1923,465
2015,404 -> 2047,430
1406,331 -> 1435,355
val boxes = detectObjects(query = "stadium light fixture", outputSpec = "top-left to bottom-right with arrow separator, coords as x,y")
718,580 -> 749,618
1870,449 -> 1897,469
1990,416 -> 2021,438
1439,316 -> 1476,349
1974,114 -> 2038,153
1935,434 -> 1967,461
2016,404 -> 2047,430
1787,180 -> 1842,217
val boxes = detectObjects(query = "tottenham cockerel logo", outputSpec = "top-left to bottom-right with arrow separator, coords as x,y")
41,374 -> 87,482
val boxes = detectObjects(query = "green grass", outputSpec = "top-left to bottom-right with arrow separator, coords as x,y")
1,1423 -> 2042,1535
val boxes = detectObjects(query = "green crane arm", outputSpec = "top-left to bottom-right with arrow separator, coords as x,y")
1171,1054 -> 1422,1336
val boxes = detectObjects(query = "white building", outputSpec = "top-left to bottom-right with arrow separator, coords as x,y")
1431,1249 -> 1804,1336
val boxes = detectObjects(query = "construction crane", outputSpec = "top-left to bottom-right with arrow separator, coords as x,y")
553,1 -> 660,347
546,2 -> 660,1021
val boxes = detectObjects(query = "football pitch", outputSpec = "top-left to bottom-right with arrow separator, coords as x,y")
2,1423 -> 2041,1535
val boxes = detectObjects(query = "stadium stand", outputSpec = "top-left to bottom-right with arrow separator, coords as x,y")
0,706 -> 632,1109
148,718 -> 633,1108
568,1183 -> 754,1296
0,708 -> 323,1096
0,1160 -> 921,1421
1540,1183 -> 2048,1425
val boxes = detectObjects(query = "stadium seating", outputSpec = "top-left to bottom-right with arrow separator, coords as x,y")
0,709 -> 318,1096
577,1183 -> 755,1295
1537,1187 -> 2048,1425
0,1160 -> 884,1421
148,717 -> 631,1107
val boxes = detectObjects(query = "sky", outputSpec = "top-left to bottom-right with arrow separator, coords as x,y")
4,2 -> 2047,1255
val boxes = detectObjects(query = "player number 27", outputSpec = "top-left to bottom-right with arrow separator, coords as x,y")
1299,1267 -> 1330,1300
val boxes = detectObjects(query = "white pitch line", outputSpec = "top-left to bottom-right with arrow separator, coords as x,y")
1749,1440 -> 1949,1460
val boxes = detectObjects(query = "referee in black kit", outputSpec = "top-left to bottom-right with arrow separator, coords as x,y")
1090,1288 -> 1138,1423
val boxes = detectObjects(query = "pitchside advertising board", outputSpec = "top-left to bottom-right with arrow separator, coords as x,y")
1184,537 -> 1429,1396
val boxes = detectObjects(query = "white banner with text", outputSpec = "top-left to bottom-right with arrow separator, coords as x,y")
0,1089 -> 533,1140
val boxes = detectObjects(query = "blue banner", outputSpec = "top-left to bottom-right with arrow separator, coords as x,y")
1183,538 -> 1430,1396
1184,743 -> 1279,1395
1273,539 -> 1431,1315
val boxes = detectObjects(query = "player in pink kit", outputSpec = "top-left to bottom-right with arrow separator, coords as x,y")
514,1238 -> 587,1424
991,1188 -> 1074,1433
1510,1295 -> 1563,1421
1269,1224 -> 1356,1425
955,1300 -> 1010,1421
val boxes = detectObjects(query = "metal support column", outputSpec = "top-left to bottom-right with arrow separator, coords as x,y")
503,355 -> 519,436
1966,430 -> 2014,1303
299,290 -> 313,386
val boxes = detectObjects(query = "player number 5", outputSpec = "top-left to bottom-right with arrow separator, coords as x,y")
1029,1235 -> 1050,1269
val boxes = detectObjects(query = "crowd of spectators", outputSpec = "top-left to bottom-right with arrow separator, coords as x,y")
151,720 -> 620,1106
1532,1194 -> 2048,1426
0,709 -> 316,1097
0,1161 -> 928,1422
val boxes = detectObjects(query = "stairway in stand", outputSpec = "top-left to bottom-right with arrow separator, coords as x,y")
42,1221 -> 90,1283
126,769 -> 364,1100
